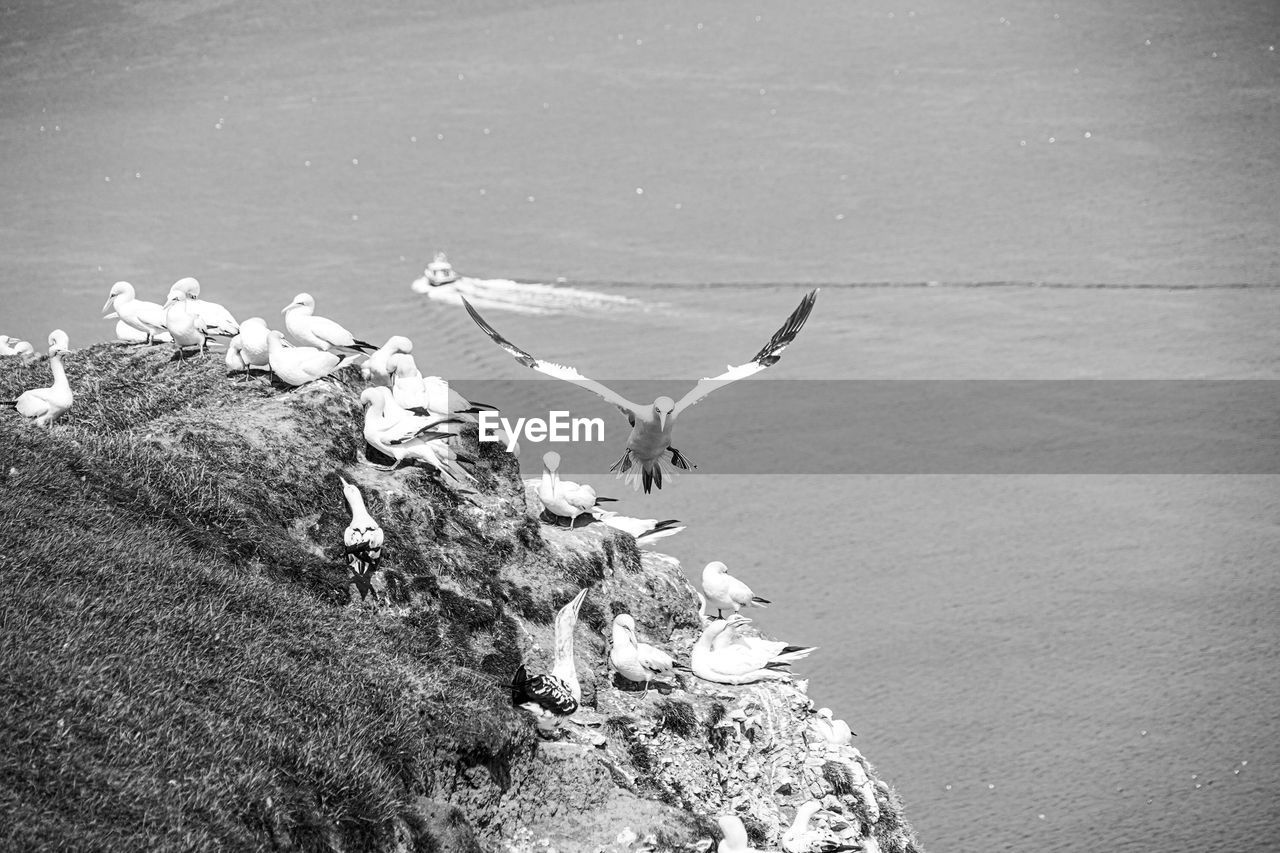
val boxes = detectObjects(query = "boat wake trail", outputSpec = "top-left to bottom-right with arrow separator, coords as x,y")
411,276 -> 654,316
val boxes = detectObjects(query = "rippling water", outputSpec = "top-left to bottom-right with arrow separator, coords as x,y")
3,1 -> 1279,850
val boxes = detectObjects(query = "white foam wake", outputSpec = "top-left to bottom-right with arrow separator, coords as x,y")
411,276 -> 652,316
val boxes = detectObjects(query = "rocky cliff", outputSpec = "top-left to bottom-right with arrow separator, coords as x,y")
0,343 -> 923,853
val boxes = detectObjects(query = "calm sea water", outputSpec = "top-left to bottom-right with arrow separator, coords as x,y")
3,1 -> 1279,850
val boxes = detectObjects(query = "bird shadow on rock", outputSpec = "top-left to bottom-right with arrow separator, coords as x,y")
611,673 -> 677,696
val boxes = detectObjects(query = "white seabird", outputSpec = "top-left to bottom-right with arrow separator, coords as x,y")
0,336 -> 37,357
6,330 -> 72,426
597,512 -> 685,546
715,615 -> 817,665
237,317 -> 274,372
717,815 -> 778,852
702,561 -> 771,619
339,475 -> 384,596
691,616 -> 795,685
781,800 -> 862,853
538,450 -> 616,527
812,707 -> 855,745
162,289 -> 216,357
103,281 -> 168,344
359,386 -> 473,483
266,329 -> 358,386
361,334 -> 414,385
610,613 -> 681,697
461,289 -> 818,492
167,277 -> 239,336
512,588 -> 589,718
282,292 -> 376,353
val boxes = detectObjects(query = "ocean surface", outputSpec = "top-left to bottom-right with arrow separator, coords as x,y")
3,1 -> 1279,850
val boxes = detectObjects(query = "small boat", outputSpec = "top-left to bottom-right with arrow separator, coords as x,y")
419,252 -> 459,288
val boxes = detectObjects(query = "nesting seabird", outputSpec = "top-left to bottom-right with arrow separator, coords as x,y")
537,451 -> 616,527
691,616 -> 797,685
512,588 -> 589,718
812,708 -> 856,744
236,317 -> 274,372
714,615 -> 817,665
167,277 -> 239,337
282,293 -> 376,353
339,475 -> 384,597
0,335 -> 37,357
359,386 -> 473,483
702,561 -> 771,619
461,290 -> 818,492
266,330 -> 359,386
610,613 -> 682,697
781,801 -> 862,853
716,815 -> 776,853
6,330 -> 72,426
597,513 -> 685,546
103,281 -> 168,344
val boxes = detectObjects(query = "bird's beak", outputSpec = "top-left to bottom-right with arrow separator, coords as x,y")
658,410 -> 668,430
163,296 -> 176,308
281,302 -> 300,313
101,296 -> 114,313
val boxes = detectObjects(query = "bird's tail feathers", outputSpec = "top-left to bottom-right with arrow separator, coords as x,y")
774,645 -> 818,664
751,596 -> 771,607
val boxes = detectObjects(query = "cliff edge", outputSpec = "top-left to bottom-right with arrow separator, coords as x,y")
0,343 -> 923,853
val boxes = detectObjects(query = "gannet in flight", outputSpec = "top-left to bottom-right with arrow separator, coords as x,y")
610,613 -> 682,697
6,330 -> 72,426
702,561 -> 771,619
266,330 -> 359,386
691,616 -> 796,685
461,289 -> 818,492
512,588 -> 589,719
812,707 -> 856,744
597,513 -> 685,546
538,451 -> 616,527
282,293 -> 376,353
167,277 -> 239,337
103,281 -> 168,344
781,801 -> 863,853
359,386 -> 472,484
339,475 -> 384,598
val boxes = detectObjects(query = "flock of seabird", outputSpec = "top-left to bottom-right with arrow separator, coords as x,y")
4,278 -> 862,851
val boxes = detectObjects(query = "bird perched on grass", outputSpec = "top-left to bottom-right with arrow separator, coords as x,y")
266,330 -> 359,386
537,451 -> 616,527
702,561 -> 771,619
781,801 -> 863,853
102,281 -> 167,344
162,289 -> 218,358
338,475 -> 383,599
461,289 -> 818,492
282,293 -> 376,353
0,336 -> 36,358
235,317 -> 274,373
166,277 -> 239,337
512,588 -> 589,720
5,330 -> 72,426
610,613 -> 683,697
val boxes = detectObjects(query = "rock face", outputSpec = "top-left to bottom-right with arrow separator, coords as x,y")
0,344 -> 923,853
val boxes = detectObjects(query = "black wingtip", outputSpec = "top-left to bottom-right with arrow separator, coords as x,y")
652,519 -> 682,530
752,596 -> 771,605
751,288 -> 820,367
595,496 -> 619,503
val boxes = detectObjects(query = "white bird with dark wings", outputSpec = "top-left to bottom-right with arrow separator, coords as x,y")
461,289 -> 818,493
338,476 -> 383,596
781,800 -> 863,853
702,560 -> 771,619
512,588 -> 589,718
537,451 -> 616,526
610,613 -> 684,696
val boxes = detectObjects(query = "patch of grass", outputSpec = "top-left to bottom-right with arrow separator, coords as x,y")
655,699 -> 698,738
823,760 -> 857,797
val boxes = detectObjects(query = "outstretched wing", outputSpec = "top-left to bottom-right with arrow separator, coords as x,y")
672,289 -> 819,416
461,297 -> 641,417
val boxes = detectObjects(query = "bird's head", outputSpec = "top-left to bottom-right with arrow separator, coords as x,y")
338,474 -> 362,504
241,316 -> 268,332
703,560 -> 729,581
387,335 -> 413,354
103,281 -> 133,313
360,386 -> 390,410
168,277 -> 200,300
612,613 -> 637,640
654,396 -> 675,429
13,341 -> 35,358
162,289 -> 190,309
282,293 -> 314,314
266,329 -> 288,351
47,330 -> 70,355
542,450 -> 561,473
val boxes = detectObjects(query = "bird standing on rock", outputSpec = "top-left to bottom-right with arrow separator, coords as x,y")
610,613 -> 683,697
691,616 -> 796,685
537,451 -> 616,527
461,289 -> 819,492
266,330 -> 359,386
702,561 -> 771,619
781,800 -> 863,853
6,330 -> 72,426
358,386 -> 472,484
282,293 -> 376,353
512,588 -> 589,720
